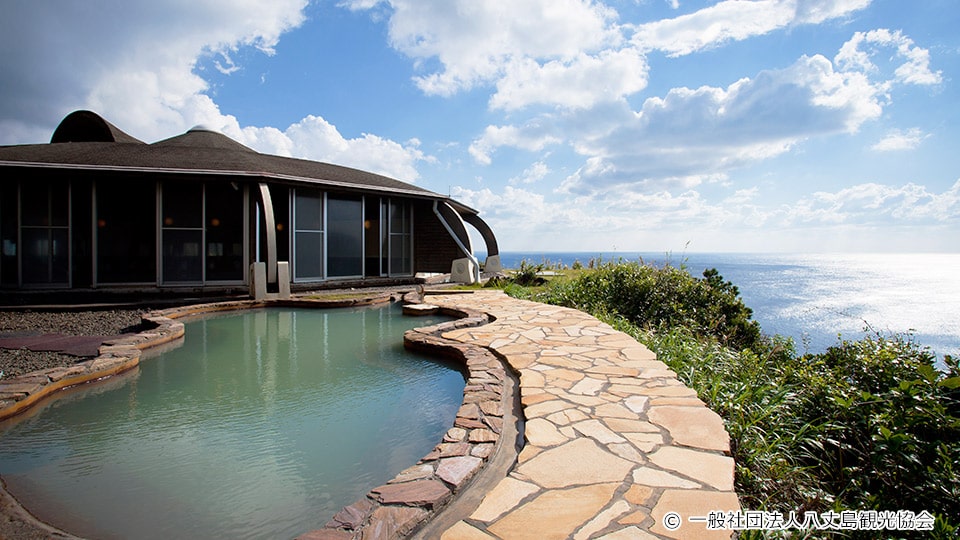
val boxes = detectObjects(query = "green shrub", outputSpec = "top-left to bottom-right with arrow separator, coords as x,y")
512,259 -> 547,287
535,260 -> 762,350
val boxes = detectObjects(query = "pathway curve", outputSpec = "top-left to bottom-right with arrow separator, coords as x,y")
422,290 -> 739,540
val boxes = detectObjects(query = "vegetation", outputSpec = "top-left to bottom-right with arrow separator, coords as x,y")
497,259 -> 960,538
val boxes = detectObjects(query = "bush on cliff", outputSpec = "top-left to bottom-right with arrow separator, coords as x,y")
534,260 -> 762,351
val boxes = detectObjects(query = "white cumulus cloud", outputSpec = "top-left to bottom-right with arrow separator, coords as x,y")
508,161 -> 551,185
491,48 -> 649,111
835,28 -> 943,87
871,128 -> 928,152
548,52 -> 884,193
469,124 -> 563,165
633,0 -> 871,57
344,0 -> 625,101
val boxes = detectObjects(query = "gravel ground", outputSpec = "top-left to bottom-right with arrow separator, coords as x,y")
0,309 -> 147,379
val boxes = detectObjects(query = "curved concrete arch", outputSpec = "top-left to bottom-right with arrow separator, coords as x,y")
461,213 -> 501,273
435,201 -> 473,255
257,183 -> 277,284
461,213 -> 498,257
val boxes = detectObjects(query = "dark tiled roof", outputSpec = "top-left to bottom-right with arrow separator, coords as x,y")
0,111 -> 451,204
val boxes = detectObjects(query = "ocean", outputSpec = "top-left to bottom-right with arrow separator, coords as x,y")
479,252 -> 960,359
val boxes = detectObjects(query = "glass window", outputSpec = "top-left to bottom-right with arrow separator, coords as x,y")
205,182 -> 245,282
327,196 -> 363,277
163,229 -> 203,282
1,182 -> 17,286
293,189 -> 324,281
294,190 -> 323,231
162,182 -> 202,229
390,234 -> 411,276
294,231 -> 324,279
20,228 -> 50,285
20,183 -> 50,226
19,180 -> 70,285
162,181 -> 203,283
388,200 -> 412,276
390,200 -> 411,234
96,179 -> 156,283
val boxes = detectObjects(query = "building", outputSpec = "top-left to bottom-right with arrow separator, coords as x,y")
0,110 -> 500,300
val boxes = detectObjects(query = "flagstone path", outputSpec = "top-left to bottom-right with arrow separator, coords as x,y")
415,290 -> 739,540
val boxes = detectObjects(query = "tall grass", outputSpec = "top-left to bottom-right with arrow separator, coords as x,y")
504,260 -> 960,538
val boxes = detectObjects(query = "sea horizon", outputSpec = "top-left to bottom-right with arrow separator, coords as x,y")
475,251 -> 960,360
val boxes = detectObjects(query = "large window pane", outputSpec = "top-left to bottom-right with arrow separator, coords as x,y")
390,234 -> 411,275
389,200 -> 410,234
162,182 -> 202,228
388,200 -> 412,276
97,180 -> 156,283
293,189 -> 324,281
161,181 -> 203,283
50,184 -> 69,227
19,180 -> 70,285
50,228 -> 69,283
294,231 -> 324,280
1,183 -> 17,286
205,182 -> 244,282
327,196 -> 363,277
294,190 -> 323,231
20,183 -> 49,226
163,229 -> 203,282
21,228 -> 49,284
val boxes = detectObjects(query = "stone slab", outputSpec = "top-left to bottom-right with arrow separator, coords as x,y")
470,477 -> 541,523
370,480 -> 451,507
517,438 -> 633,489
486,483 -> 620,540
647,406 -> 730,452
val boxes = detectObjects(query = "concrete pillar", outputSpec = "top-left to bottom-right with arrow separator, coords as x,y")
277,261 -> 290,299
484,254 -> 502,274
250,262 -> 267,300
451,257 -> 477,284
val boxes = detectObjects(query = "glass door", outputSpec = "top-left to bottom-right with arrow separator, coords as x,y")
326,195 -> 363,278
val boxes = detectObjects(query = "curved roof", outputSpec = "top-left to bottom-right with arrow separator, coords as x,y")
1,111 -> 460,206
50,110 -> 146,144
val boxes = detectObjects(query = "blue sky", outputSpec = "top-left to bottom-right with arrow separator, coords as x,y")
2,0 -> 958,252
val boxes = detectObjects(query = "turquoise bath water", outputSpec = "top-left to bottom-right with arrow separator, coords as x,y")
0,304 -> 464,540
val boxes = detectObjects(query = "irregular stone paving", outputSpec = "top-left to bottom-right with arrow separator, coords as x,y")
421,290 -> 740,540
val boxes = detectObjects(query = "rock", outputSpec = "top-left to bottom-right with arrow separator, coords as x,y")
370,480 -> 451,508
436,456 -> 483,487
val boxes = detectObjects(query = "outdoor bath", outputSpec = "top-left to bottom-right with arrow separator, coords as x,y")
0,302 -> 469,539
